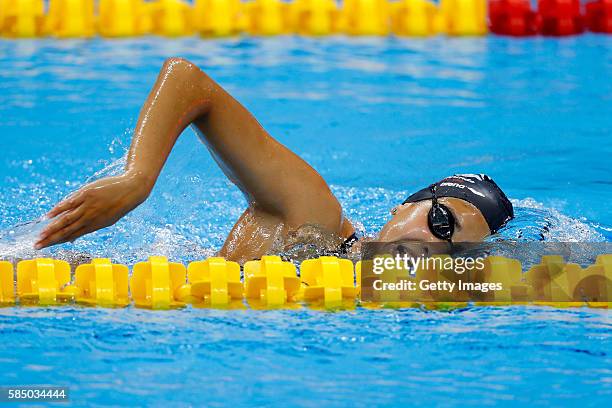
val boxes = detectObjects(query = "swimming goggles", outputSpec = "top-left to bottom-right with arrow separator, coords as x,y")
428,185 -> 455,242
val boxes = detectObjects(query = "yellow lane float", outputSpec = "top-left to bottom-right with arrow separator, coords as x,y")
244,0 -> 290,35
356,257 -> 419,310
411,254 -> 470,309
473,256 -> 530,306
525,255 -> 612,308
0,0 -> 45,38
0,253 -> 611,309
5,0 -> 612,39
549,257 -> 612,308
46,0 -> 96,38
598,254 -> 612,268
593,254 -> 612,308
342,0 -> 390,36
391,0 -> 441,36
17,258 -> 74,304
138,1 -> 155,34
300,256 -> 358,306
66,258 -> 130,307
356,257 -> 415,307
429,254 -> 469,303
525,255 -> 566,306
194,0 -> 243,37
439,0 -> 487,36
151,0 -> 194,37
0,261 -> 14,304
130,256 -> 190,309
98,0 -> 146,37
244,255 -> 300,306
290,0 -> 339,35
188,257 -> 243,305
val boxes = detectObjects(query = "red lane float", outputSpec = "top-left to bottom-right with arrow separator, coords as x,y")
489,0 -> 540,36
586,0 -> 612,33
538,0 -> 584,36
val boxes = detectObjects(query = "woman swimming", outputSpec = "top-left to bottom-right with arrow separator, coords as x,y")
35,58 -> 514,263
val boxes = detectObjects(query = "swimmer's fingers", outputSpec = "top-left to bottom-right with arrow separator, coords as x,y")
45,226 -> 90,248
39,205 -> 85,240
47,191 -> 86,219
35,208 -> 86,249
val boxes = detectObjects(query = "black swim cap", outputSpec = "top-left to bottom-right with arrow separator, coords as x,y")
403,174 -> 514,234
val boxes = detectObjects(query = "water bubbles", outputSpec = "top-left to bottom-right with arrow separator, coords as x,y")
0,173 -> 607,264
0,216 -> 49,261
505,198 -> 606,243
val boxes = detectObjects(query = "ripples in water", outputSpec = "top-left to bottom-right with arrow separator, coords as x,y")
1,37 -> 611,405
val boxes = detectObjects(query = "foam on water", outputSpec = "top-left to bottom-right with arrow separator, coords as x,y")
0,216 -> 49,260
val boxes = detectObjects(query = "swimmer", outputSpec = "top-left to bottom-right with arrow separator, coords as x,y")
35,58 -> 514,263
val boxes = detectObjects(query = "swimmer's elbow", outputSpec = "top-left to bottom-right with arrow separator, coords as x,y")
161,57 -> 214,87
162,57 -> 197,73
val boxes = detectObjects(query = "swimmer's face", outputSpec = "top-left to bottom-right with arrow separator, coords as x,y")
378,198 -> 490,242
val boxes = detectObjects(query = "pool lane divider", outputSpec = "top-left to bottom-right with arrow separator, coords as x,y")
1,254 -> 612,309
189,257 -> 243,306
244,256 -> 301,306
1,0 -> 611,39
70,258 -> 130,307
16,258 -> 74,305
301,256 -> 359,304
130,256 -> 190,308
0,260 -> 15,304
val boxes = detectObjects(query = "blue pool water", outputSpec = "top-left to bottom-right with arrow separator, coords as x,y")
1,36 -> 611,406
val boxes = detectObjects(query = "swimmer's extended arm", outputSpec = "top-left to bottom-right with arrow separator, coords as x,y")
37,57 -> 344,249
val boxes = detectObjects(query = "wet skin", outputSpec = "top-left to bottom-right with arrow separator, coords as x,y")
36,58 -> 489,263
378,198 -> 490,243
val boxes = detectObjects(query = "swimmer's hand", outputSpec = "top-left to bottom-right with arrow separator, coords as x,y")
35,173 -> 150,249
